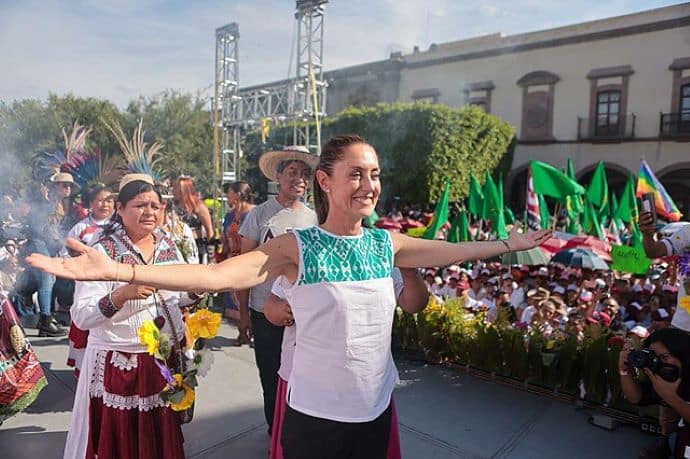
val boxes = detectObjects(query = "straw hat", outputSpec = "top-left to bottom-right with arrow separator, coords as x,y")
51,172 -> 80,193
109,173 -> 155,199
258,146 -> 319,182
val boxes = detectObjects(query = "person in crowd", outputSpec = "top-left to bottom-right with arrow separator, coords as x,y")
620,328 -> 690,458
61,174 -> 200,459
16,172 -> 80,336
263,266 -> 429,459
61,183 -> 116,377
27,134 -> 550,459
157,184 -> 199,265
172,176 -> 214,263
220,181 -> 255,329
237,146 -> 319,435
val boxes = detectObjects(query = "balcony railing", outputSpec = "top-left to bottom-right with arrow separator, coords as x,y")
577,114 -> 636,141
660,112 -> 690,138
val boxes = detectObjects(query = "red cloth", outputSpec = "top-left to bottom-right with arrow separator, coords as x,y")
85,351 -> 184,459
269,377 -> 402,459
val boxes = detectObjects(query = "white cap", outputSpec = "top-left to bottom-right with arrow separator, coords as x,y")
595,279 -> 606,288
630,301 -> 643,311
629,325 -> 650,338
643,283 -> 655,293
579,290 -> 593,302
448,264 -> 460,272
567,284 -> 579,292
538,267 -> 549,276
632,284 -> 643,293
501,273 -> 512,280
434,276 -> 443,286
552,286 -> 565,295
657,309 -> 670,319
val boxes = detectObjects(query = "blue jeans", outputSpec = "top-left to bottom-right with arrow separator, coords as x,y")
16,239 -> 56,318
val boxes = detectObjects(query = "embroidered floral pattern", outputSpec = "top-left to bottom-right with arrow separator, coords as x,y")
296,227 -> 393,285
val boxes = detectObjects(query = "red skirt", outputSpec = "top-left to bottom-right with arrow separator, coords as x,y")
84,349 -> 184,459
269,377 -> 402,459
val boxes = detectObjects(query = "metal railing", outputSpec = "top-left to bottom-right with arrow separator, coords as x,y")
577,114 -> 636,141
660,112 -> 690,138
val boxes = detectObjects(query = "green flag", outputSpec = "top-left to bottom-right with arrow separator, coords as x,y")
498,174 -> 514,225
565,158 -> 584,218
468,175 -> 484,218
538,193 -> 550,230
423,178 -> 450,240
614,174 -> 638,224
483,173 -> 507,238
582,197 -> 604,239
586,161 -> 609,210
447,210 -> 470,243
530,160 -> 586,201
610,193 -> 623,232
504,207 -> 515,225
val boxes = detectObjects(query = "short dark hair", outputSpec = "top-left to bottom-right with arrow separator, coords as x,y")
276,159 -> 311,175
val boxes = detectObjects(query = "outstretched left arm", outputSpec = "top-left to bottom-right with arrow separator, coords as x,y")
391,226 -> 550,269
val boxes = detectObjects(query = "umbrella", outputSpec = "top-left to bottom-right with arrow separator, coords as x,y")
550,248 -> 609,270
501,247 -> 550,266
563,236 -> 612,261
375,217 -> 402,231
539,237 -> 568,257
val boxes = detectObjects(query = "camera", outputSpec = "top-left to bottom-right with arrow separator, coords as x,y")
627,349 -> 680,382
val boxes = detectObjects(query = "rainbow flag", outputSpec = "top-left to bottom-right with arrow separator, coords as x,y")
636,160 -> 682,222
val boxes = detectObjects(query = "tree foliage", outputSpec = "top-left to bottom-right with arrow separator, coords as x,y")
243,103 -> 515,205
0,91 -> 214,197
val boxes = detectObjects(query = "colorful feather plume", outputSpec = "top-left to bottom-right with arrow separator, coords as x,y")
33,121 -> 91,183
102,118 -> 163,180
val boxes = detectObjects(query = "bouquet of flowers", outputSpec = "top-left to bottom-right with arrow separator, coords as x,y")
138,308 -> 221,411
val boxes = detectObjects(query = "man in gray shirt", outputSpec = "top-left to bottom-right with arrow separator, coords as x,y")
238,146 -> 318,434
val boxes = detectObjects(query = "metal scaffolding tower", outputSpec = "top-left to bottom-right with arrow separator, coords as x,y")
213,22 -> 241,184
290,0 -> 328,153
212,1 -> 328,187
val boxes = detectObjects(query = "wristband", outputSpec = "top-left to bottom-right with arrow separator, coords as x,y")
619,369 -> 629,376
500,240 -> 511,253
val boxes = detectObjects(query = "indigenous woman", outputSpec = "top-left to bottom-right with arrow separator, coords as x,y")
63,174 -> 198,459
62,183 -> 115,377
29,135 -> 550,459
172,176 -> 214,263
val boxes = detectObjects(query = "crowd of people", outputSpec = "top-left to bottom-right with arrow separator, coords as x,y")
1,124 -> 689,459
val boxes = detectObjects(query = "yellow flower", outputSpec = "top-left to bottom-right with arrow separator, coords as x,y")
138,320 -> 160,356
169,374 -> 195,411
679,296 -> 690,314
186,309 -> 222,339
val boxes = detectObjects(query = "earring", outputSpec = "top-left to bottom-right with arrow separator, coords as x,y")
324,188 -> 330,193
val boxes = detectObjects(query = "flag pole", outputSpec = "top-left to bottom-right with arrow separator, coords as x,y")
552,202 -> 560,232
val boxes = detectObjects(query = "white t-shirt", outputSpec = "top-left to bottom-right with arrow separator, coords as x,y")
660,223 -> 690,331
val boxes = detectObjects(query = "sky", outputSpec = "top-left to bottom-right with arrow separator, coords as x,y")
0,0 -> 683,108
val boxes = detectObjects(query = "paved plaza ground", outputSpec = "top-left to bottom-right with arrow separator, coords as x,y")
1,321 -> 653,458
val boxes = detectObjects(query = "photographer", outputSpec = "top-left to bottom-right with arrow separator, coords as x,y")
619,328 -> 690,458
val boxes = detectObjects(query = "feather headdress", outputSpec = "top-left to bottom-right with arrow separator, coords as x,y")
103,118 -> 163,180
63,150 -> 121,191
33,121 -> 92,183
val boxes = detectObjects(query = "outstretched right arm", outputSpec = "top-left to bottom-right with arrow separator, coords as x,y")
27,233 -> 298,293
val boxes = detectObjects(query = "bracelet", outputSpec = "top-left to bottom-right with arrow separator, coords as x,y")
619,369 -> 630,376
500,240 -> 512,253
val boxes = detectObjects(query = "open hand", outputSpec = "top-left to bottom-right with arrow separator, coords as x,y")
26,238 -> 116,281
506,224 -> 552,252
